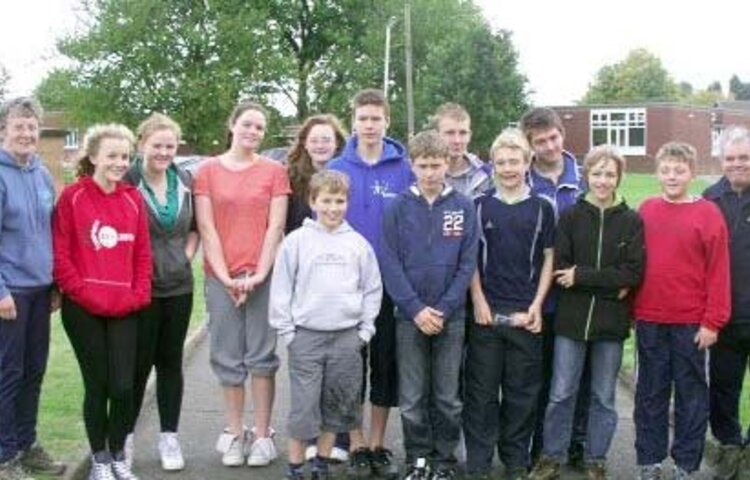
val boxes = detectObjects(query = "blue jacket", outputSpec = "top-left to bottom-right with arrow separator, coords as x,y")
381,185 -> 479,321
704,177 -> 750,323
327,136 -> 413,258
527,150 -> 584,218
0,149 -> 55,299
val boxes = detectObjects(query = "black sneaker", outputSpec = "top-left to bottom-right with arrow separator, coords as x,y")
311,457 -> 330,480
431,467 -> 456,480
403,458 -> 430,480
347,448 -> 371,479
287,465 -> 306,480
371,448 -> 399,479
567,442 -> 585,470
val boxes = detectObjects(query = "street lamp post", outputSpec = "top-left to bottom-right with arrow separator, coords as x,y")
384,16 -> 398,98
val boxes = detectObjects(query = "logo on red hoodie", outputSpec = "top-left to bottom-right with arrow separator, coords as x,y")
90,220 -> 135,250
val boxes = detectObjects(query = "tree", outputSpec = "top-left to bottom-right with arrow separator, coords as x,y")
729,75 -> 750,100
35,0 -> 528,154
581,48 -> 679,104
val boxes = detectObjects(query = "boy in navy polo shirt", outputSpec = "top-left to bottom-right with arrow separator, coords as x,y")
463,128 -> 555,480
381,130 -> 478,480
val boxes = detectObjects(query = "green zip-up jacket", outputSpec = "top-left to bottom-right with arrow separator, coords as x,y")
553,195 -> 645,342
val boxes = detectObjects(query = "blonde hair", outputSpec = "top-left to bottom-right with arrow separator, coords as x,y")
489,128 -> 531,162
137,113 -> 182,144
76,124 -> 135,178
655,141 -> 697,172
431,102 -> 470,127
408,130 -> 450,160
309,170 -> 350,201
583,145 -> 626,186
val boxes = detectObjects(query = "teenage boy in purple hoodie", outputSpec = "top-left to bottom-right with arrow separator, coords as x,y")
381,130 -> 478,480
327,89 -> 413,478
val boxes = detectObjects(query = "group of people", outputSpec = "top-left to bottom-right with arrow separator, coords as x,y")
0,86 -> 747,480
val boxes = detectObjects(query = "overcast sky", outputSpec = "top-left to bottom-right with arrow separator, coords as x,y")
2,0 -> 749,106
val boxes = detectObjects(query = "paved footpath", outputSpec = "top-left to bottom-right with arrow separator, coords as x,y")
130,333 -> 716,479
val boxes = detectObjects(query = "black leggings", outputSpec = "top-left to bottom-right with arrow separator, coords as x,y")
130,293 -> 192,433
61,298 -> 137,454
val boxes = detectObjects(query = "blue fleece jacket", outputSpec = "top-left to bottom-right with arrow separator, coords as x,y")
704,177 -> 750,323
381,185 -> 479,321
0,149 -> 55,299
327,136 -> 413,258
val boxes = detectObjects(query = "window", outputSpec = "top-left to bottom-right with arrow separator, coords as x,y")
711,126 -> 724,157
590,108 -> 646,155
64,130 -> 79,150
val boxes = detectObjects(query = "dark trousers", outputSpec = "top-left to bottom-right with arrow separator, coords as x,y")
531,314 -> 589,459
634,322 -> 708,473
464,322 -> 543,473
368,293 -> 398,408
397,315 -> 464,468
62,298 -> 138,454
710,322 -> 750,447
0,288 -> 51,463
131,294 -> 192,433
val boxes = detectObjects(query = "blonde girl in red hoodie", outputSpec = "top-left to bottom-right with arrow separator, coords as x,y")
53,124 -> 151,480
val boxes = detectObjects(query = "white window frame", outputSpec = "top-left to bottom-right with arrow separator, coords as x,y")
590,108 -> 646,155
64,130 -> 79,151
711,126 -> 724,157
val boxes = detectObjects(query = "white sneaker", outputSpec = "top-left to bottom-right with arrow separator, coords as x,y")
158,432 -> 185,471
305,445 -> 318,461
124,434 -> 134,469
246,427 -> 278,467
216,428 -> 246,467
88,458 -> 115,480
111,459 -> 139,480
330,446 -> 349,463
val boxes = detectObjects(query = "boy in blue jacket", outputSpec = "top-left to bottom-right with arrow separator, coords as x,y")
381,130 -> 479,480
327,89 -> 413,478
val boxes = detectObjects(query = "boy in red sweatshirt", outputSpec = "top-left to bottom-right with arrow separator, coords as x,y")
633,142 -> 730,480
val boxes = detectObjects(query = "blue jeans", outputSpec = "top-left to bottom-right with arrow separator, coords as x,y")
396,313 -> 464,468
635,322 -> 708,473
542,335 -> 623,462
0,288 -> 51,463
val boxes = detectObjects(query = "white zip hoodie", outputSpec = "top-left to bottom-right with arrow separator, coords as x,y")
270,218 -> 382,346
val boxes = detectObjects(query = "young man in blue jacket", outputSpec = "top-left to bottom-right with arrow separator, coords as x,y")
521,108 -> 587,465
704,125 -> 750,480
327,89 -> 413,478
381,130 -> 479,480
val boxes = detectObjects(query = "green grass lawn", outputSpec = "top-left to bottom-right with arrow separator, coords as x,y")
617,173 -> 750,429
36,263 -> 207,463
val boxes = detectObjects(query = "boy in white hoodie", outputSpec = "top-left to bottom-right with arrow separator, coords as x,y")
270,170 -> 383,480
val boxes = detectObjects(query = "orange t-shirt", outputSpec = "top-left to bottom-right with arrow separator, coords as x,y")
193,156 -> 291,278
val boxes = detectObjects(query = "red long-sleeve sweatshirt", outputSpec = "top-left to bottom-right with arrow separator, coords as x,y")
53,176 -> 152,317
634,197 -> 731,331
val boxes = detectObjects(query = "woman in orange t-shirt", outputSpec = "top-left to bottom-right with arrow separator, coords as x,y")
194,101 -> 290,467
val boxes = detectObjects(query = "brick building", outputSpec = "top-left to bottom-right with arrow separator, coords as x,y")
38,111 -> 78,189
550,103 -> 750,174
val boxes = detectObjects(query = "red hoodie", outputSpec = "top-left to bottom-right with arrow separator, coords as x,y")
53,176 -> 152,317
634,197 -> 730,331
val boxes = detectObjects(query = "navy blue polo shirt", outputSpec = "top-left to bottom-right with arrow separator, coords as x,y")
475,188 -> 556,313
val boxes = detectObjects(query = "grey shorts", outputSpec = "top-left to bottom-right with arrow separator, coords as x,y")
287,328 -> 363,440
205,275 -> 279,386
